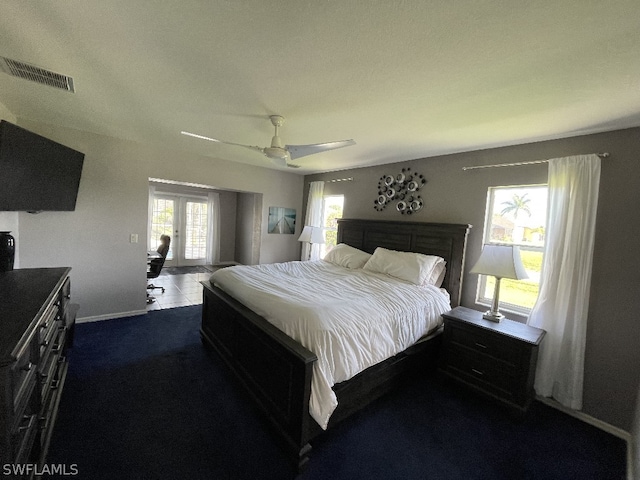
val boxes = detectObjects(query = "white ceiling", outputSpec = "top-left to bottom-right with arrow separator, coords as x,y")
1,1 -> 639,174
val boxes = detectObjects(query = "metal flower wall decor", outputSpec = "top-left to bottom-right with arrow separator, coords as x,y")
374,167 -> 426,214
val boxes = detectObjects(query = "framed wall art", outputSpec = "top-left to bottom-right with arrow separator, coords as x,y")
268,207 -> 296,234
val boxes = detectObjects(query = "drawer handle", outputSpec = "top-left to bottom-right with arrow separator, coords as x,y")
50,379 -> 60,390
40,322 -> 49,330
21,362 -> 33,372
474,342 -> 488,349
65,294 -> 71,299
18,416 -> 34,432
471,368 -> 484,376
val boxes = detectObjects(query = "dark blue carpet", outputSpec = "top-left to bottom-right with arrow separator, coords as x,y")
46,305 -> 626,479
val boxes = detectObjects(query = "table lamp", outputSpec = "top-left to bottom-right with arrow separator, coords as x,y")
298,226 -> 325,260
470,244 -> 528,322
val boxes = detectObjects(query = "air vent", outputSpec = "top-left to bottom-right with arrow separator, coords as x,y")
0,57 -> 75,93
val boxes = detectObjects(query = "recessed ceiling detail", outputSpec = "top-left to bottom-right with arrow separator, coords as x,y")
0,57 -> 75,93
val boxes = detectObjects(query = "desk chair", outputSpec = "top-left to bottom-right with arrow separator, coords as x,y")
147,235 -> 171,304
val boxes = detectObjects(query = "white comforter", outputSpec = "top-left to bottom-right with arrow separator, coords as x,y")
210,260 -> 451,429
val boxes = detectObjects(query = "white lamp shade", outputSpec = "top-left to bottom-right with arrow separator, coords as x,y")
298,226 -> 325,244
470,244 -> 528,280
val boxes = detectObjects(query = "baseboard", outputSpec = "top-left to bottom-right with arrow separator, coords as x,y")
536,396 -> 633,480
77,309 -> 148,324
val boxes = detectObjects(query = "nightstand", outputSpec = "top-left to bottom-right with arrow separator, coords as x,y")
438,306 -> 546,414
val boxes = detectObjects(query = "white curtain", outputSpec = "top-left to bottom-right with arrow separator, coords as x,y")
527,154 -> 601,410
302,181 -> 324,261
147,184 -> 155,249
207,192 -> 221,265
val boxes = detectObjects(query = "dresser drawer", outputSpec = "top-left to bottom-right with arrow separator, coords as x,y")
12,413 -> 39,465
39,322 -> 65,373
443,344 -> 518,398
447,322 -> 521,364
11,345 -> 37,414
58,277 -> 72,318
37,301 -> 60,355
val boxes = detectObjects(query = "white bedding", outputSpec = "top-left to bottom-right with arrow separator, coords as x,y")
209,260 -> 451,429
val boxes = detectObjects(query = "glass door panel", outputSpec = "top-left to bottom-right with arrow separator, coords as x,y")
182,200 -> 208,265
150,194 -> 209,267
150,196 -> 176,264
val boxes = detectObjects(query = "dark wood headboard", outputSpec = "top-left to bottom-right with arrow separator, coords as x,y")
337,219 -> 471,307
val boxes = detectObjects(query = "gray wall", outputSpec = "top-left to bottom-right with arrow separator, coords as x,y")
305,127 -> 640,433
0,115 -> 304,321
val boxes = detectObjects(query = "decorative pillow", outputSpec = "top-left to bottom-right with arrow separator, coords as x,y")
323,243 -> 372,269
363,247 -> 446,286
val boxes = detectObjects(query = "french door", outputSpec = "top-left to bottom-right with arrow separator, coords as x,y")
150,194 -> 210,266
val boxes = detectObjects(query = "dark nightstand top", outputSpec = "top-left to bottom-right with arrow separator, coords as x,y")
442,306 -> 546,345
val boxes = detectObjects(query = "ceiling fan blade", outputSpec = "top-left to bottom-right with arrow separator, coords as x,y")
181,131 -> 264,154
286,139 -> 356,160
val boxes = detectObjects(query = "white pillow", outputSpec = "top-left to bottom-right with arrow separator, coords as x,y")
323,243 -> 372,269
363,247 -> 446,286
430,262 -> 447,288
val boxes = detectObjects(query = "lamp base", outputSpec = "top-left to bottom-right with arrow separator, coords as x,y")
482,311 -> 504,322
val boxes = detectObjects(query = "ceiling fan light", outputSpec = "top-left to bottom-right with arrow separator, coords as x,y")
264,147 -> 289,160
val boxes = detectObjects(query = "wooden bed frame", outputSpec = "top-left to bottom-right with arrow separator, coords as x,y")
200,219 -> 470,469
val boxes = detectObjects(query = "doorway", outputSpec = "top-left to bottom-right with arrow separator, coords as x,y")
150,194 -> 210,267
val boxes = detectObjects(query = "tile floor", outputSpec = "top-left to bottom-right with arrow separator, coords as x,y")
146,271 -> 210,311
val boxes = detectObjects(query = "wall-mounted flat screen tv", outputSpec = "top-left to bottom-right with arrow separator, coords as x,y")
0,120 -> 85,211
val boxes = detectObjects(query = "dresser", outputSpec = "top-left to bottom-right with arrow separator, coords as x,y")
438,306 -> 545,414
0,268 -> 77,476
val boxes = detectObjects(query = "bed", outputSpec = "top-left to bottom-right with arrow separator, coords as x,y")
200,219 -> 470,469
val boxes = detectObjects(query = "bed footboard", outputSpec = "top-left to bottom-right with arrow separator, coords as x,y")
200,281 -> 318,469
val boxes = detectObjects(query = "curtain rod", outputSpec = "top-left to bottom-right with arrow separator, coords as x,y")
462,152 -> 609,171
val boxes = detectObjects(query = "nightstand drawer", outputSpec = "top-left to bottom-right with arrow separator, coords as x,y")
448,323 -> 519,364
443,344 -> 518,396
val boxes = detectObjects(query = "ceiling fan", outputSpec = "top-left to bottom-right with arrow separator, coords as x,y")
181,115 -> 355,168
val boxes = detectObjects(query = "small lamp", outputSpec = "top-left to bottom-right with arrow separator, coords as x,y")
298,226 -> 325,260
470,244 -> 528,322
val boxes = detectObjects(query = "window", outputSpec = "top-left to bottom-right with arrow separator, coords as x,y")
319,195 -> 344,258
476,185 -> 548,315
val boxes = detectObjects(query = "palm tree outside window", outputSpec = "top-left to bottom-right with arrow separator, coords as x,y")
477,185 -> 548,315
